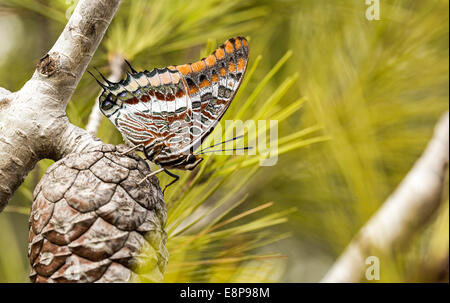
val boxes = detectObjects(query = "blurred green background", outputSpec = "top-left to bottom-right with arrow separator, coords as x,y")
0,0 -> 448,283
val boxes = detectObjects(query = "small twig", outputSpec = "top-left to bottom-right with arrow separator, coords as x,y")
85,53 -> 125,135
3,205 -> 30,215
321,111 -> 449,283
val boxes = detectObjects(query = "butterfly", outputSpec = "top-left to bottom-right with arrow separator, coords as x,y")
92,37 -> 249,191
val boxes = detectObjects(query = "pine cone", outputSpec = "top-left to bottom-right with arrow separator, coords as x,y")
28,144 -> 168,283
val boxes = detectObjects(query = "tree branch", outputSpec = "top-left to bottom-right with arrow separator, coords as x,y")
321,111 -> 449,283
0,0 -> 121,212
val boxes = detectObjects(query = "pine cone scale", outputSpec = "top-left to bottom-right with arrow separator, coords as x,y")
28,144 -> 168,282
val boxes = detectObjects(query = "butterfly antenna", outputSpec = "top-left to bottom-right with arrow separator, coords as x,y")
196,146 -> 252,155
93,67 -> 114,85
200,135 -> 245,152
87,70 -> 108,89
124,59 -> 137,73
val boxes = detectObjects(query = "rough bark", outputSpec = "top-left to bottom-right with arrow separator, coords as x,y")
0,0 -> 121,212
321,112 -> 449,283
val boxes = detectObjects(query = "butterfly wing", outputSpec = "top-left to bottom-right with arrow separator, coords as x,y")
99,37 -> 249,166
104,71 -> 161,155
167,36 -> 249,155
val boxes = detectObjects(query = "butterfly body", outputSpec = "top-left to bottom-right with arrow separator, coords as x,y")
97,37 -> 249,171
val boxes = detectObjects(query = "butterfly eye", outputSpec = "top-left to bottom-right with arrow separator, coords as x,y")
101,100 -> 114,110
101,94 -> 115,110
186,154 -> 197,164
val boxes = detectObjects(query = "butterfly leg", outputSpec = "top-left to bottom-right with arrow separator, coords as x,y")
119,144 -> 145,156
162,169 -> 180,193
138,167 -> 164,185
